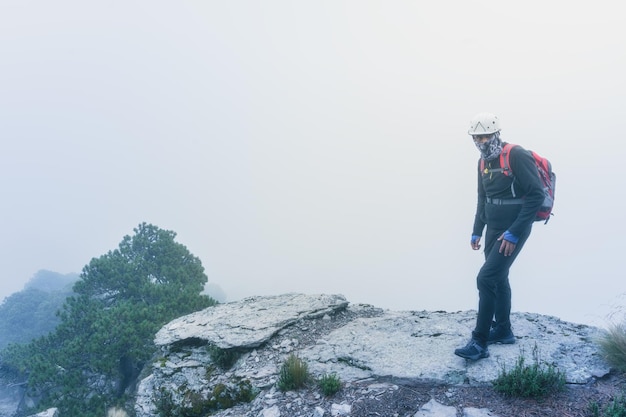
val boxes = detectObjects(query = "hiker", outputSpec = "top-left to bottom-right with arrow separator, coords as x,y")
454,112 -> 545,361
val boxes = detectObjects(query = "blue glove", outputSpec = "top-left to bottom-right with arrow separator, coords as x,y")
503,230 -> 519,244
471,235 -> 481,245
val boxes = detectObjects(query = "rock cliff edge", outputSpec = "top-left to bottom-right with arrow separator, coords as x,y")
130,293 -> 611,417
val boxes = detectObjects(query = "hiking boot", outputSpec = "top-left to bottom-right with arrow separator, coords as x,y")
454,339 -> 489,360
488,325 -> 516,345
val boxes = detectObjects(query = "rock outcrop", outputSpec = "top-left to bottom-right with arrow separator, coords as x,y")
25,408 -> 58,417
135,293 -> 611,417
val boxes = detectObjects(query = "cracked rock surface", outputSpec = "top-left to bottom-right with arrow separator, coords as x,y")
135,293 -> 613,417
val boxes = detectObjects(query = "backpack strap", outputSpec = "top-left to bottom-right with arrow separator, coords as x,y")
496,143 -> 516,176
479,143 -> 516,176
479,143 -> 518,197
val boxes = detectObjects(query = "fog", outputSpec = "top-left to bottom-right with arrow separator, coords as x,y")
1,1 -> 625,327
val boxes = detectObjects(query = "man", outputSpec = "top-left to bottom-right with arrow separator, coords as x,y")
454,112 -> 544,360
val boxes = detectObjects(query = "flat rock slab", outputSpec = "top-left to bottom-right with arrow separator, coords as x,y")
301,309 -> 610,385
154,293 -> 349,349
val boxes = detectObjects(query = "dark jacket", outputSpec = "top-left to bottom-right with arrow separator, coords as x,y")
472,143 -> 544,238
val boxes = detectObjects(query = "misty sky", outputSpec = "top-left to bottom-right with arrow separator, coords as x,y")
1,1 -> 625,327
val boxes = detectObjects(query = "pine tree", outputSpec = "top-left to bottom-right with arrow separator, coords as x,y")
1,223 -> 217,417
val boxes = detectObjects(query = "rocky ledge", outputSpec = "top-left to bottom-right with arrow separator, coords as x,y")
130,293 -> 611,417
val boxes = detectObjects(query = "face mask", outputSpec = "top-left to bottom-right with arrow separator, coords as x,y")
474,133 -> 503,161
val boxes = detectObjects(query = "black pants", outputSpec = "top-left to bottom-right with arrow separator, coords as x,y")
471,224 -> 532,345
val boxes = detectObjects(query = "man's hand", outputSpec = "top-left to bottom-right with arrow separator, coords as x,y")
497,234 -> 516,256
471,235 -> 481,250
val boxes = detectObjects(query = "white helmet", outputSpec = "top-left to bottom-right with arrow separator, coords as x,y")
468,112 -> 501,135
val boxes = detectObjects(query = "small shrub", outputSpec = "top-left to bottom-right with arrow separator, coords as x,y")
588,394 -> 626,417
235,380 -> 257,403
589,401 -> 601,416
318,373 -> 341,396
277,353 -> 310,391
154,380 -> 256,417
492,343 -> 565,398
598,323 -> 626,373
208,345 -> 241,370
154,387 -> 178,417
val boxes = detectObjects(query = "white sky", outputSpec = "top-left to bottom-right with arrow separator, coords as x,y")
1,1 -> 625,327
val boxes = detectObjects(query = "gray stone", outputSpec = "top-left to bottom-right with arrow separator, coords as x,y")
413,399 -> 457,417
258,405 -> 280,417
330,403 -> 351,416
300,310 -> 609,385
155,293 -> 349,348
25,409 -> 58,417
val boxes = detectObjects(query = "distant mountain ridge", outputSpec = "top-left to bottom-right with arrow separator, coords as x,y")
23,270 -> 79,293
0,270 -> 78,350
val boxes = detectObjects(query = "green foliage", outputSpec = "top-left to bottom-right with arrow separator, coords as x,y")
598,323 -> 626,373
492,344 -> 566,398
318,373 -> 341,396
0,223 -> 217,417
588,394 -> 626,417
277,353 -> 310,391
208,345 -> 241,370
154,380 -> 255,417
0,271 -> 77,350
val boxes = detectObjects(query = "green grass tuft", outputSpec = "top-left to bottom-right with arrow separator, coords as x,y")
598,323 -> 626,373
588,394 -> 626,417
492,343 -> 565,398
318,373 -> 342,396
208,345 -> 241,370
277,353 -> 310,391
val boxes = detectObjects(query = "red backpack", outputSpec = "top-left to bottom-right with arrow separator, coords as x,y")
480,143 -> 556,224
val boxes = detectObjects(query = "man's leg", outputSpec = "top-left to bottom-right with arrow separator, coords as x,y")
455,228 -> 502,360
493,225 -> 531,332
472,225 -> 531,345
